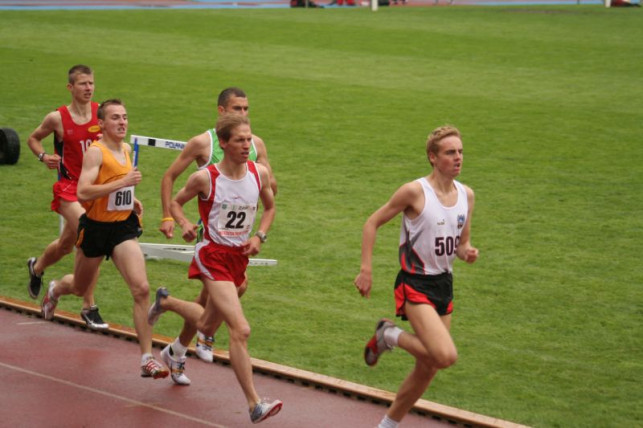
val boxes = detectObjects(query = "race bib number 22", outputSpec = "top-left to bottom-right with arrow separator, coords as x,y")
218,202 -> 256,237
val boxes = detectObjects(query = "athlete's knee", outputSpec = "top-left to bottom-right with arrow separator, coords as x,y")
59,243 -> 75,256
229,322 -> 251,343
431,346 -> 458,369
129,281 -> 150,303
57,227 -> 79,255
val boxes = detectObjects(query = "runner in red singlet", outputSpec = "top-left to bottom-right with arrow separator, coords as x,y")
26,64 -> 108,330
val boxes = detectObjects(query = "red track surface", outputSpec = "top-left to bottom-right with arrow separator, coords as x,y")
0,306 -> 458,427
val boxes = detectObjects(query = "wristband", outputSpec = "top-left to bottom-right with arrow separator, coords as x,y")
161,217 -> 174,223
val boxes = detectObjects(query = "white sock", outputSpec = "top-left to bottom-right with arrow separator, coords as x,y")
384,326 -> 403,348
171,338 -> 188,358
49,282 -> 57,300
378,415 -> 399,428
140,353 -> 153,365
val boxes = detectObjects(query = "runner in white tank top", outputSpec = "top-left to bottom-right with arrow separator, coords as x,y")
157,87 -> 278,370
149,114 -> 281,423
354,125 -> 479,428
399,178 -> 469,276
197,161 -> 261,249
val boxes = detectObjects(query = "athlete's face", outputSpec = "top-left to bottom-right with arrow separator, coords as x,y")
99,104 -> 128,142
67,73 -> 94,103
221,96 -> 250,117
430,135 -> 463,177
222,124 -> 253,162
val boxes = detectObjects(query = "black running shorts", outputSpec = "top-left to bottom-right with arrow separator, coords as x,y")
394,270 -> 454,319
76,212 -> 142,259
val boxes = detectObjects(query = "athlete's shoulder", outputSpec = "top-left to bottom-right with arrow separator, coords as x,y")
45,108 -> 64,124
455,180 -> 474,196
186,131 -> 212,151
251,133 -> 265,146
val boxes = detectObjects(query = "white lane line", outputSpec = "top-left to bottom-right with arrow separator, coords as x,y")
0,361 -> 227,427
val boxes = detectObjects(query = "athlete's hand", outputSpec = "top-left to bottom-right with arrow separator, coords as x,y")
43,153 -> 61,170
458,245 -> 479,264
354,270 -> 372,299
241,236 -> 261,256
134,199 -> 144,217
462,246 -> 479,263
180,222 -> 198,242
159,220 -> 174,239
122,167 -> 142,187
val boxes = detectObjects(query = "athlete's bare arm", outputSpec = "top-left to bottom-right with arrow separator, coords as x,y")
354,182 -> 423,298
27,111 -> 63,170
252,134 -> 277,196
159,132 -> 210,239
170,168 -> 210,243
456,185 -> 478,264
243,163 -> 275,257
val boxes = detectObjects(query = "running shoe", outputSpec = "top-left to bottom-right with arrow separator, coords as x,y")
195,331 -> 215,363
250,399 -> 283,424
41,281 -> 58,321
147,287 -> 169,326
364,318 -> 395,367
81,305 -> 109,331
161,344 -> 191,386
140,356 -> 169,379
27,257 -> 43,299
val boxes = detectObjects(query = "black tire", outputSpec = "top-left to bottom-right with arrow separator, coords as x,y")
0,127 -> 20,165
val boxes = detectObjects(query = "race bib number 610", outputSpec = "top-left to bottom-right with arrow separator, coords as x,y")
107,185 -> 135,211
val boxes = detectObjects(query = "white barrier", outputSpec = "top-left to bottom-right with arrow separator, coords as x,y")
141,243 -> 277,266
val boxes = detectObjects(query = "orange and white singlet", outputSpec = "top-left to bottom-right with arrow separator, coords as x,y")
82,142 -> 135,222
399,178 -> 468,275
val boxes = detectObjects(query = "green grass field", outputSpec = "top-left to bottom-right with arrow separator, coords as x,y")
1,6 -> 642,427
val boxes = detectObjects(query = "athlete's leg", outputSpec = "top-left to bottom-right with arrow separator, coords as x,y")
386,303 -> 456,423
59,201 -> 99,309
399,303 -> 457,368
203,277 -> 260,409
111,239 -> 153,355
175,285 -> 208,347
33,200 -> 83,274
158,293 -> 206,330
199,278 -> 247,337
51,248 -> 102,300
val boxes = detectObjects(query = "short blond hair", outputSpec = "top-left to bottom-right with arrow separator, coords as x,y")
215,114 -> 250,142
426,125 -> 461,166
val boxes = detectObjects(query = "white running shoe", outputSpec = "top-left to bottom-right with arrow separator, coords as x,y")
195,331 -> 214,363
161,344 -> 191,386
140,356 -> 169,379
364,318 -> 395,367
250,399 -> 283,424
41,281 -> 58,321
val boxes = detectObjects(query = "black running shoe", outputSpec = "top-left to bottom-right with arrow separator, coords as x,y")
27,257 -> 43,299
81,305 -> 109,331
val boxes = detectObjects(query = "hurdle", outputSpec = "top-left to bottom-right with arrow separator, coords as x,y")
130,134 -> 278,267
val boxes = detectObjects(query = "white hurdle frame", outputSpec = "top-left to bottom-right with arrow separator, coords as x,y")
130,134 -> 278,267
